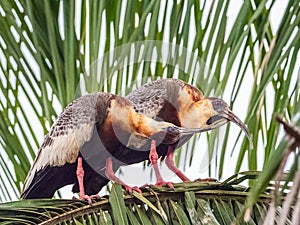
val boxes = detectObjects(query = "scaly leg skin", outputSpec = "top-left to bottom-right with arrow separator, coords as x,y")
74,157 -> 100,205
105,157 -> 142,194
149,140 -> 174,189
165,146 -> 190,182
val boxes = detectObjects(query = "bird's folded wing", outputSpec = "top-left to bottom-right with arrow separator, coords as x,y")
127,81 -> 167,118
21,93 -> 106,195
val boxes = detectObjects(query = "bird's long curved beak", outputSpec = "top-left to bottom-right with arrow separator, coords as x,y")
220,109 -> 253,148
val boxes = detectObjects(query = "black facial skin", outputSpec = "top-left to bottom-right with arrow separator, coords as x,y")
206,115 -> 221,125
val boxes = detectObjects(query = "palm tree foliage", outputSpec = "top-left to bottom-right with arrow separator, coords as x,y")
0,176 -> 279,225
0,0 -> 299,222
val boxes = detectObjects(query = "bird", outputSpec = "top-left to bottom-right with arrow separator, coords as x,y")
20,92 -> 206,203
125,78 -> 253,186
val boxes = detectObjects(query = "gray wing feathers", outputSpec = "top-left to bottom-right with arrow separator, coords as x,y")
22,92 -> 106,194
127,86 -> 166,118
127,78 -> 184,118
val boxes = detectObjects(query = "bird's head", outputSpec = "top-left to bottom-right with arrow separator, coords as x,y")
180,97 -> 253,147
203,98 -> 252,146
204,98 -> 235,129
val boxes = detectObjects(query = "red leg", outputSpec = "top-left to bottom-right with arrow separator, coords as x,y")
165,146 -> 190,182
76,157 -> 86,197
75,157 -> 100,205
76,157 -> 91,204
105,157 -> 142,194
149,140 -> 174,189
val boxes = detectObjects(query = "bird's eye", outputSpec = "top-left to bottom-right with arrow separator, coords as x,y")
212,99 -> 225,111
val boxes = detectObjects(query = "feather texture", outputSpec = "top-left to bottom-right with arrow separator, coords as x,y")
21,93 -> 112,198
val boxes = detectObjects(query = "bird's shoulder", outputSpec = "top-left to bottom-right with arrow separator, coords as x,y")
126,79 -> 179,116
45,92 -> 115,139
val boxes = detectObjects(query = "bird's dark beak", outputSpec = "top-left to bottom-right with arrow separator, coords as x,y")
219,109 -> 253,148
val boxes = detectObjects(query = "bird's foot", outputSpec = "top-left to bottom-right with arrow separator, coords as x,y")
122,185 -> 142,194
89,194 -> 101,199
153,180 -> 174,189
194,178 -> 218,182
73,194 -> 101,205
140,181 -> 174,189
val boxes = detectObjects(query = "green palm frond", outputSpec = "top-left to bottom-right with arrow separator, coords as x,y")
0,175 -> 274,225
1,169 -> 299,224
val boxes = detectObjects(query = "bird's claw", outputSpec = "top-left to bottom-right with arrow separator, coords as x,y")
73,194 -> 101,205
141,181 -> 174,189
89,194 -> 101,199
154,181 -> 174,189
123,185 -> 142,194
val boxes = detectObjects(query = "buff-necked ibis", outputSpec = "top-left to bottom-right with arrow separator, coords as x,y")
20,92 -> 205,204
125,78 -> 252,186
